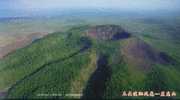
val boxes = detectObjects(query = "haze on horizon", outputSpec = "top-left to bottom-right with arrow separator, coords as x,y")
0,0 -> 180,17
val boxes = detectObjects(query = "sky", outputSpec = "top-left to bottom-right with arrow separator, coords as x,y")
0,0 -> 180,17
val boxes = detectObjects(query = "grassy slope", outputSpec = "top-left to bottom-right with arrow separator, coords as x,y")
139,18 -> 180,97
0,25 -> 98,99
0,30 -> 85,90
7,48 -> 92,99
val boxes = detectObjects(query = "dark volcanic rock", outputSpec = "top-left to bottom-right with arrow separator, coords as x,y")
79,37 -> 92,52
158,52 -> 176,65
87,25 -> 130,40
121,37 -> 175,72
112,31 -> 131,40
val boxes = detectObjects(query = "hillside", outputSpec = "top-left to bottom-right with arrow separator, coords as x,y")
0,25 -> 179,99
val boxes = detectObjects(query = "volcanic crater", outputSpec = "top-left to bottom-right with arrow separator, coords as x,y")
87,25 -> 131,40
87,25 -> 175,72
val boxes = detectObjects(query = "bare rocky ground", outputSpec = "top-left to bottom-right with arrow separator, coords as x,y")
121,37 -> 175,72
0,91 -> 7,99
0,32 -> 49,59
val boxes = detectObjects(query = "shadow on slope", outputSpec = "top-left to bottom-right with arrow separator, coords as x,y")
82,54 -> 111,99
